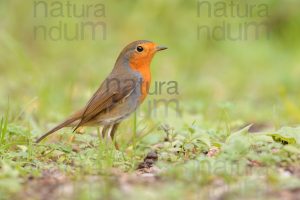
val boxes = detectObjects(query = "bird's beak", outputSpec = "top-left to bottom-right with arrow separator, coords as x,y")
156,45 -> 168,51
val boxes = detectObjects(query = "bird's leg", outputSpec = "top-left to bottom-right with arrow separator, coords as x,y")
101,125 -> 109,138
99,124 -> 119,150
106,125 -> 117,148
106,125 -> 113,139
97,127 -> 103,140
110,123 -> 120,141
110,123 -> 120,150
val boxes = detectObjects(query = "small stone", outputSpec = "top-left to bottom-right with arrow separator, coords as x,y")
146,151 -> 158,161
144,159 -> 154,166
137,162 -> 147,170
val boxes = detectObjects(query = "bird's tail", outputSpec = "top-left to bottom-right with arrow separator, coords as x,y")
35,117 -> 78,143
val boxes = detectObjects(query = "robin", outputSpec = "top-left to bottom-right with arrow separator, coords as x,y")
36,40 -> 167,147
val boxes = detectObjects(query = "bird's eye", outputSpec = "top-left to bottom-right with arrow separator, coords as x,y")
136,46 -> 144,52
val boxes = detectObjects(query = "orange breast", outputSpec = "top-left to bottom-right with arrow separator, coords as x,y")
129,58 -> 152,102
139,68 -> 151,102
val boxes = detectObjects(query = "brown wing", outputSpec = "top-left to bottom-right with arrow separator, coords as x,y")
36,72 -> 139,143
73,72 -> 138,130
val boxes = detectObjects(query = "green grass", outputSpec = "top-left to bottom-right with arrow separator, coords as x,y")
1,0 -> 300,199
0,115 -> 300,199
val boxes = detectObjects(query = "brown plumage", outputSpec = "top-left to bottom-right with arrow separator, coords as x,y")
36,40 -> 167,144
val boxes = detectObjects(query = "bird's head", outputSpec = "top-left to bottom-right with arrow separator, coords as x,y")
115,40 -> 167,71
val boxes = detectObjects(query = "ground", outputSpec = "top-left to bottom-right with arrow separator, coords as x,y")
1,116 -> 300,199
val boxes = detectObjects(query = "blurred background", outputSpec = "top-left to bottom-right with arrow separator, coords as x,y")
0,0 -> 300,136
